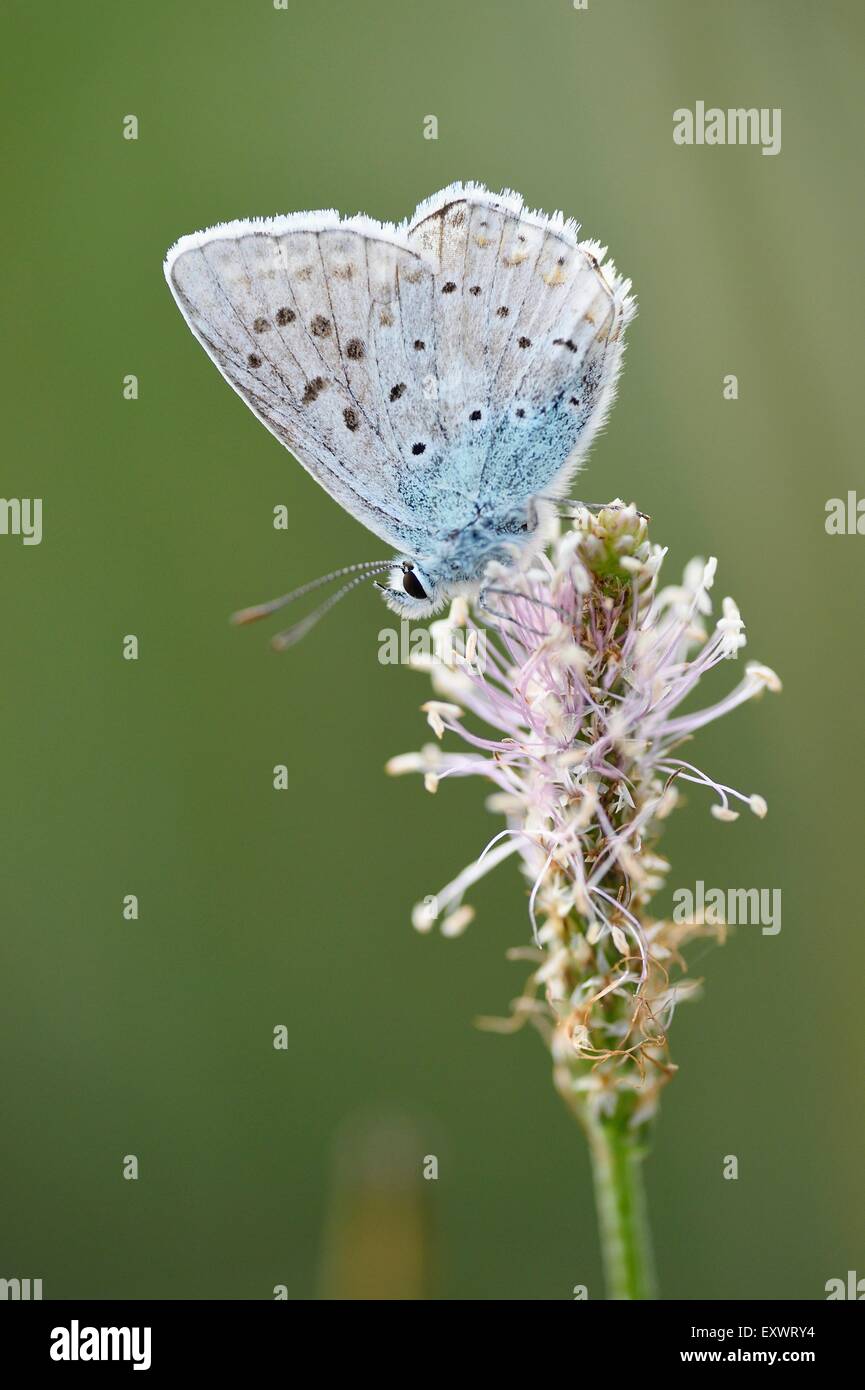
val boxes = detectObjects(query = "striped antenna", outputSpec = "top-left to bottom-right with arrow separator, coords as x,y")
270,569 -> 388,650
230,560 -> 392,628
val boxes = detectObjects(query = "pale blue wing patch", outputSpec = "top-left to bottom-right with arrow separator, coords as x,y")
483,246 -> 634,503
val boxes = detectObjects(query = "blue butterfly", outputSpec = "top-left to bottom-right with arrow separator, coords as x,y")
165,182 -> 635,644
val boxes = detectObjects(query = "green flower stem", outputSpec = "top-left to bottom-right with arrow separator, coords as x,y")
584,1111 -> 657,1300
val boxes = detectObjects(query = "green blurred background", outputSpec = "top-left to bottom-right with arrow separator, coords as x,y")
1,0 -> 862,1300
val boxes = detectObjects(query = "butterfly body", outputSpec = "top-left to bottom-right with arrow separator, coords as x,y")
378,492 -> 553,614
165,183 -> 635,620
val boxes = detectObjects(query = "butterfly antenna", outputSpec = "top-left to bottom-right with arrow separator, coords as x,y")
230,560 -> 391,627
270,570 -> 384,651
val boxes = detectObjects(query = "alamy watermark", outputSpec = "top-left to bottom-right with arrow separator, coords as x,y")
0,1276 -> 42,1299
826,1271 -> 865,1299
50,1322 -> 151,1370
0,497 -> 42,545
673,102 -> 781,157
378,618 -> 486,671
672,881 -> 781,935
825,492 -> 865,535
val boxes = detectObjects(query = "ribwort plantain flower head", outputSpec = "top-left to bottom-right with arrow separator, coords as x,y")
387,504 -> 781,1127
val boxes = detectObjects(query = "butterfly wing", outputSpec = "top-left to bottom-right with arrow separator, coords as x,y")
165,215 -> 445,554
406,183 -> 636,511
165,187 -> 635,576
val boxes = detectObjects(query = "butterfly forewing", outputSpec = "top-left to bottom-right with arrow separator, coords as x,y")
166,222 -> 441,550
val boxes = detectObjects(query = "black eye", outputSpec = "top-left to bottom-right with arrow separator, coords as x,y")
402,566 -> 428,600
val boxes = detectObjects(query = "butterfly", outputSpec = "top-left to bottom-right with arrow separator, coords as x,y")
164,182 -> 635,646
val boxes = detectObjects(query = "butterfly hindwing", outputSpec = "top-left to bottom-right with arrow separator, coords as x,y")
406,184 -> 635,510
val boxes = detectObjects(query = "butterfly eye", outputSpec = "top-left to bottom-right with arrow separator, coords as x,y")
402,565 -> 428,600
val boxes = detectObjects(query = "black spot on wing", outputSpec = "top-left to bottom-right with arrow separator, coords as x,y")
302,376 -> 327,404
